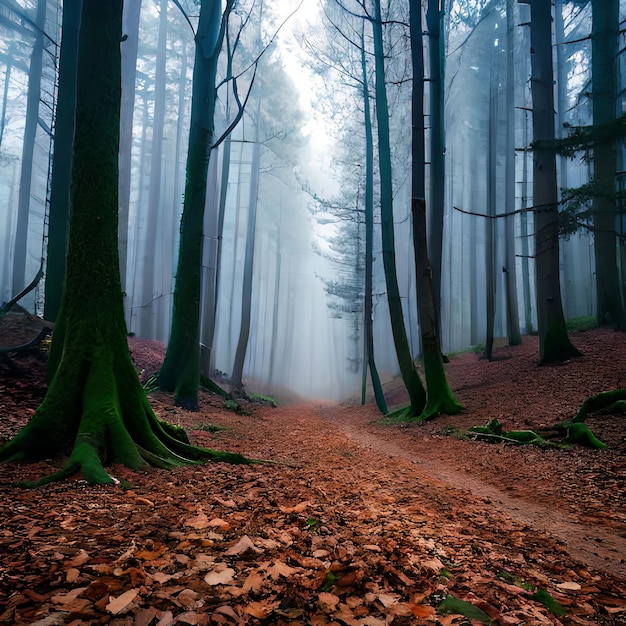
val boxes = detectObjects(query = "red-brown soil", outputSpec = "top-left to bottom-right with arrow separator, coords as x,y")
0,316 -> 625,625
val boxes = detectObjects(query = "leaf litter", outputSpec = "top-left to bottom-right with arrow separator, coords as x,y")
0,327 -> 625,624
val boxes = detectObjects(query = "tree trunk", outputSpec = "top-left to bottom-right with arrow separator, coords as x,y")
410,0 -> 462,420
0,0 -> 247,486
504,0 -> 522,345
360,24 -> 387,415
44,0 -> 81,323
158,0 -> 225,409
485,53 -> 497,361
528,0 -> 580,363
426,0 -> 445,332
140,0 -> 168,338
591,0 -> 625,328
231,106 -> 262,392
372,0 -> 426,415
119,0 -> 142,302
12,0 -> 46,296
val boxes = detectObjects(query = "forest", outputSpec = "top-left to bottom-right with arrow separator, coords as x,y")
0,0 -> 626,624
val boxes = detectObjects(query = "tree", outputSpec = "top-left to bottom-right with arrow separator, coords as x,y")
504,0 -> 521,346
119,0 -> 143,303
591,0 -> 624,328
426,0 -> 445,332
410,0 -> 462,420
140,0 -> 169,338
12,0 -> 46,296
158,0 -> 253,409
527,0 -> 580,363
231,98 -> 262,393
359,22 -> 387,414
43,0 -> 81,323
371,0 -> 426,415
303,1 -> 387,412
0,0 -> 247,486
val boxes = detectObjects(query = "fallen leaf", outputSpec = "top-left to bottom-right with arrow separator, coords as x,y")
214,605 -> 239,620
174,611 -> 204,625
135,497 -> 155,507
105,588 -> 139,614
242,571 -> 266,592
244,601 -> 277,618
377,592 -> 400,607
410,604 -> 437,618
68,550 -> 90,567
225,534 -> 262,556
363,544 -> 382,552
184,513 -> 210,529
279,500 -> 312,513
557,581 -> 582,591
318,591 -> 340,611
51,587 -> 88,606
204,566 -> 236,586
208,518 -> 232,531
267,560 -> 299,580
65,568 -> 80,583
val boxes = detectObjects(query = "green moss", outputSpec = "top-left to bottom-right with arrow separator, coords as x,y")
531,588 -> 566,617
248,392 -> 278,406
566,316 -> 598,332
193,421 -> 226,433
560,422 -> 607,449
158,420 -> 190,444
438,594 -> 494,624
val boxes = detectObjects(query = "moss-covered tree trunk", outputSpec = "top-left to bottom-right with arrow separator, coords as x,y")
0,0 -> 247,486
157,0 -> 225,410
591,0 -> 625,329
529,0 -> 580,363
410,0 -> 462,421
372,0 -> 426,415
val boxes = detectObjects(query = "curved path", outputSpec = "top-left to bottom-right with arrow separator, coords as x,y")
314,403 -> 626,579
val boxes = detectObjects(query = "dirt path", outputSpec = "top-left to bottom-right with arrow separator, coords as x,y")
315,403 -> 626,579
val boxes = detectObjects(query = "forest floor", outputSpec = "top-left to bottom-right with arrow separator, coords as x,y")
0,313 -> 625,625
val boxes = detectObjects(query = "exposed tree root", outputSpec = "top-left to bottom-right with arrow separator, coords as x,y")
464,411 -> 609,450
572,388 -> 626,422
0,344 -> 253,487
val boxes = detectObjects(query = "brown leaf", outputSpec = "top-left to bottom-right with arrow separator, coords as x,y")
204,566 -> 236,586
51,587 -> 88,606
224,534 -> 262,556
208,518 -> 232,531
266,560 -> 299,580
175,611 -> 206,625
184,513 -> 210,529
244,601 -> 278,619
65,568 -> 80,583
105,588 -> 139,614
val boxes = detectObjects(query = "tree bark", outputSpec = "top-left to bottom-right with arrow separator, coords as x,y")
591,0 -> 625,328
119,0 -> 142,303
504,0 -> 522,345
12,0 -> 46,296
44,0 -> 81,323
410,0 -> 462,420
140,0 -> 169,338
360,23 -> 387,415
158,0 -> 226,409
529,0 -> 580,363
372,0 -> 426,415
231,104 -> 262,392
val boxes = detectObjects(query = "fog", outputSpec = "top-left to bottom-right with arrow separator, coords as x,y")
0,0 -> 621,401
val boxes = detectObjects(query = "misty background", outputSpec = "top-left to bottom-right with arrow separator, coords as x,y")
0,0 -> 622,400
